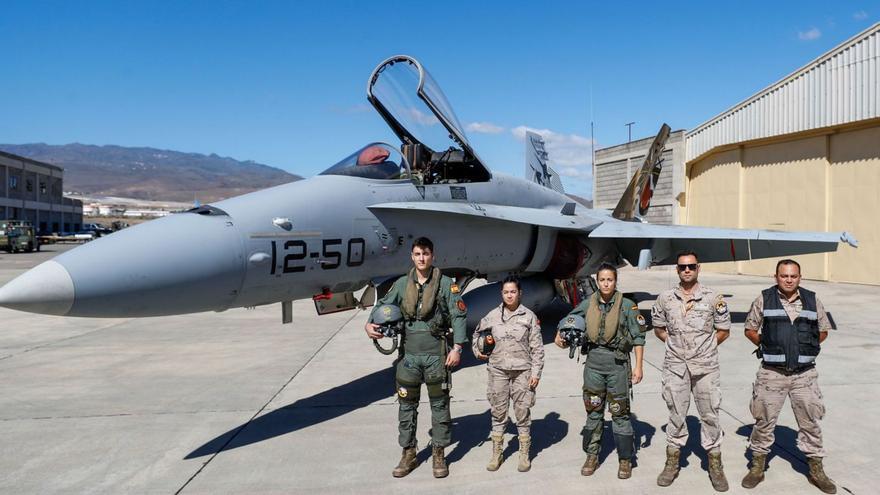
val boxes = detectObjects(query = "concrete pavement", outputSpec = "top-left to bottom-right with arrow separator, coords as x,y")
0,245 -> 876,493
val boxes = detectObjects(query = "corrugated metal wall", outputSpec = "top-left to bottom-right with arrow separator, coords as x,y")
687,23 -> 880,161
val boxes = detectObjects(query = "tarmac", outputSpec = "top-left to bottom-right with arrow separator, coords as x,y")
1,244 -> 877,494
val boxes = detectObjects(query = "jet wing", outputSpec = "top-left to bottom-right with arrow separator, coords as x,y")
368,202 -> 602,231
589,221 -> 856,264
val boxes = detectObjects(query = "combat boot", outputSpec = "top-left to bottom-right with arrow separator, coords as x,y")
807,457 -> 837,494
708,450 -> 729,492
657,446 -> 680,487
581,454 -> 599,476
741,452 -> 766,489
432,445 -> 449,478
517,434 -> 531,472
618,459 -> 632,479
392,447 -> 417,478
486,433 -> 504,471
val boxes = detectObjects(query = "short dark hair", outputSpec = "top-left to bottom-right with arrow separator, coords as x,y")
676,249 -> 699,263
596,262 -> 618,280
776,259 -> 801,275
501,275 -> 521,290
411,236 -> 433,253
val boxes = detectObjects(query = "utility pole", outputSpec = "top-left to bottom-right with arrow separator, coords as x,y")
625,122 -> 635,143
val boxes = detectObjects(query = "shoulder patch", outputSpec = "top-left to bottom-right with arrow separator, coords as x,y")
450,283 -> 460,294
715,300 -> 729,315
457,300 -> 467,312
636,314 -> 646,326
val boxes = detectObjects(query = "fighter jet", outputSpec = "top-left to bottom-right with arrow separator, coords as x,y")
0,55 -> 857,325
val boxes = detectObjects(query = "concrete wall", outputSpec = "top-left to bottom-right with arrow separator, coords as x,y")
594,130 -> 685,224
684,120 -> 879,284
0,152 -> 82,232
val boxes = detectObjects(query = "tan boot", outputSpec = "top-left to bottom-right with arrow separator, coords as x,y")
708,450 -> 729,492
741,452 -> 766,489
432,445 -> 449,478
517,434 -> 531,472
657,446 -> 680,487
807,457 -> 837,494
486,433 -> 504,471
581,454 -> 599,476
392,447 -> 418,478
618,459 -> 632,479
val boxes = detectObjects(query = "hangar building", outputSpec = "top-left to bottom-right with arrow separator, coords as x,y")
0,151 -> 83,234
594,22 -> 879,284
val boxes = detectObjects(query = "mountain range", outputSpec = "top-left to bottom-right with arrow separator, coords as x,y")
0,143 -> 302,203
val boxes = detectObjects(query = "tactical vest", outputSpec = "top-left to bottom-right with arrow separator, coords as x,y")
400,268 -> 450,354
583,292 -> 634,360
759,286 -> 820,372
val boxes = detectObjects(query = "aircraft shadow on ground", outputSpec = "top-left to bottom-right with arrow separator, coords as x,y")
735,424 -> 810,476
185,305 -> 573,459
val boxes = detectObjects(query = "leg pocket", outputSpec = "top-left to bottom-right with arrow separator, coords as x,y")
396,357 -> 423,387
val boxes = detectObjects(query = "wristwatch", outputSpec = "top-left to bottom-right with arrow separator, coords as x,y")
451,344 -> 463,353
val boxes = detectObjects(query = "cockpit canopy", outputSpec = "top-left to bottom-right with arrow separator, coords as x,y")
367,55 -> 491,183
319,143 -> 409,180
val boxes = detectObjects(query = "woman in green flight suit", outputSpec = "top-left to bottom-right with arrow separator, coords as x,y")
555,262 -> 646,479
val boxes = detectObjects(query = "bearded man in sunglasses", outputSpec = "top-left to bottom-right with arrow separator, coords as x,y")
651,250 -> 731,492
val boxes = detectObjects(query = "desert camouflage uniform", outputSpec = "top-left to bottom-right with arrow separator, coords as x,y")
473,304 -> 544,435
651,283 -> 730,452
745,289 -> 833,457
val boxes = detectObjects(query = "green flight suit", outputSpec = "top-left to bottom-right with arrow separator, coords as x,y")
566,292 -> 645,460
375,268 -> 468,448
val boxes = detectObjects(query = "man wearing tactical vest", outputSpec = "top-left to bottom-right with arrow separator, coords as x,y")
554,262 -> 646,479
741,259 -> 836,494
651,250 -> 731,492
364,237 -> 468,479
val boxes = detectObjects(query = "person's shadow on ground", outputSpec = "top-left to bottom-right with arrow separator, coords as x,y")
659,416 -> 710,471
595,412 -> 656,468
735,424 -> 810,476
423,410 -> 568,467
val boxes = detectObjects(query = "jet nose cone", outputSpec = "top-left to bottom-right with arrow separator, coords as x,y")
0,260 -> 75,316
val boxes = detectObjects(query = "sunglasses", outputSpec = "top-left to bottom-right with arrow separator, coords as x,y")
676,263 -> 698,271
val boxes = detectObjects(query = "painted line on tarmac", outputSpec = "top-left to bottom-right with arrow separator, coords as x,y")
0,320 -> 132,361
174,309 -> 365,495
0,408 -> 257,422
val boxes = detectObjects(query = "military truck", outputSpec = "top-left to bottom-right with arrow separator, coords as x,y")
0,220 -> 39,253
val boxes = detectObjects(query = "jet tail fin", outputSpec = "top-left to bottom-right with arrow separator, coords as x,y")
612,123 -> 671,220
525,131 -> 564,193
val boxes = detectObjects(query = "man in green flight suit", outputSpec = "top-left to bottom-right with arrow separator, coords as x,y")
364,237 -> 468,479
555,262 -> 646,479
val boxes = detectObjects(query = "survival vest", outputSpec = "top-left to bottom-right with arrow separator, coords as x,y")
583,291 -> 634,360
401,267 -> 449,337
759,286 -> 820,372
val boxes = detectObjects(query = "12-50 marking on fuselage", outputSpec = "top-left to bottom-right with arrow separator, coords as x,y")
270,238 -> 365,274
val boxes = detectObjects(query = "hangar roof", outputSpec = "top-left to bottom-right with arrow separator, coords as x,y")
686,22 -> 880,162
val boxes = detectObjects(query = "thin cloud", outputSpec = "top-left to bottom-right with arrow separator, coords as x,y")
798,27 -> 821,41
466,121 -> 505,134
853,10 -> 868,21
405,107 -> 439,126
511,125 -> 595,168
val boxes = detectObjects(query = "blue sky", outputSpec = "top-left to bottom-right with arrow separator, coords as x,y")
1,1 -> 875,197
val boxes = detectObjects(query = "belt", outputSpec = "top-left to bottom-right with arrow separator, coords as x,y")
761,364 -> 814,375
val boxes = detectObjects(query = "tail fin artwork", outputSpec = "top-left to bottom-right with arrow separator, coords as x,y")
525,131 -> 564,193
612,123 -> 671,220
